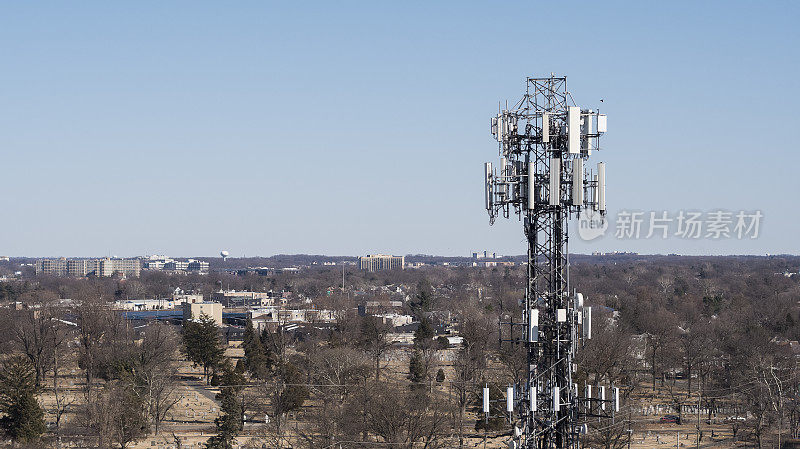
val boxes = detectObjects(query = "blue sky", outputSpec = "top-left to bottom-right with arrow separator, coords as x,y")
1,1 -> 798,257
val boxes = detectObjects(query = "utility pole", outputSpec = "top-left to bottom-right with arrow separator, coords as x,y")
484,75 -> 612,449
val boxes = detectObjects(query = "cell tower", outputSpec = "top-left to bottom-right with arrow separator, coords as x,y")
484,75 -> 615,449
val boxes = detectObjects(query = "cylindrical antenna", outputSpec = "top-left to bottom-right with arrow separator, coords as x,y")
552,386 -> 560,412
599,386 -> 606,411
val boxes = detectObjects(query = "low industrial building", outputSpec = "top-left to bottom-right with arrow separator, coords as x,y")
182,301 -> 223,326
143,255 -> 209,273
249,307 -> 336,331
375,313 -> 414,327
112,299 -> 175,311
211,290 -> 276,307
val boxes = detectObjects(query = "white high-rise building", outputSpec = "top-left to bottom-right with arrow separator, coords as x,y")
359,254 -> 404,272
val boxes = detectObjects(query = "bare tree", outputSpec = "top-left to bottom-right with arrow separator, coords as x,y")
12,305 -> 61,387
357,315 -> 393,381
642,307 -> 679,391
451,307 -> 490,448
135,323 -> 181,435
365,384 -> 449,449
298,347 -> 371,448
576,309 -> 633,386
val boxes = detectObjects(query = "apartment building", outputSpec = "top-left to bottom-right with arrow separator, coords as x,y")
358,254 -> 404,272
36,258 -> 141,277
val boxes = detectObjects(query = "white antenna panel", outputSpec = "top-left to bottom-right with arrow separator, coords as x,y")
549,158 -> 560,206
530,384 -> 537,412
557,308 -> 567,323
598,114 -> 607,133
583,307 -> 592,339
527,162 -> 536,210
483,386 -> 490,413
496,116 -> 503,142
491,117 -> 498,138
586,384 -> 592,398
597,162 -> 606,212
485,162 -> 492,210
574,292 -> 584,308
542,112 -> 550,143
584,111 -> 593,135
582,111 -> 594,151
613,387 -> 620,412
507,386 -> 514,412
568,106 -> 581,154
572,158 -> 583,205
529,308 -> 539,343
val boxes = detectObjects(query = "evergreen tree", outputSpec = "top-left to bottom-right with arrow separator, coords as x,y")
242,319 -> 271,379
410,278 -> 434,314
205,360 -> 246,449
182,314 -> 225,383
274,361 -> 308,417
414,317 -> 435,350
408,351 -> 426,385
0,356 -> 45,442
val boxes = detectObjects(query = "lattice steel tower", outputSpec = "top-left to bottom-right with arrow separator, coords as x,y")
484,75 -> 614,449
